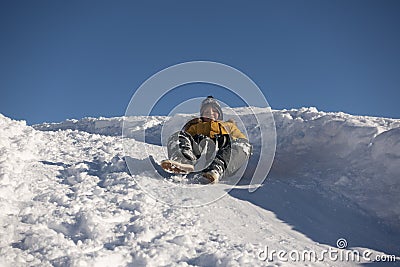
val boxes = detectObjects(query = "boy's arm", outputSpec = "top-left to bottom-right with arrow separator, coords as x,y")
228,122 -> 247,140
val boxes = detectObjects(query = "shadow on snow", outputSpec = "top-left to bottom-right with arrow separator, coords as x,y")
228,176 -> 400,264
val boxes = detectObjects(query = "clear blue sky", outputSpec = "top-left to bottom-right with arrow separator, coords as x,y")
1,0 -> 399,124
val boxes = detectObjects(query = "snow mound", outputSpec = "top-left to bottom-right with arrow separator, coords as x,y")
0,108 -> 399,266
272,107 -> 400,227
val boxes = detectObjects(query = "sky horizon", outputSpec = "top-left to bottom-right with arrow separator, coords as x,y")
1,0 -> 399,125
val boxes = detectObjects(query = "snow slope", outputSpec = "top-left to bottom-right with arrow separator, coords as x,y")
1,107 -> 399,266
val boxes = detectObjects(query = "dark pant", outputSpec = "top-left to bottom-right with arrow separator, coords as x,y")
167,131 -> 251,178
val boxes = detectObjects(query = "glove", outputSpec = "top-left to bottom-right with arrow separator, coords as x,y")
232,138 -> 253,156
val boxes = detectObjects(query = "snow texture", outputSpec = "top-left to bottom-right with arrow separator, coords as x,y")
1,107 -> 399,266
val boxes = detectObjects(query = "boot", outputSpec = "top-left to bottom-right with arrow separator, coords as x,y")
161,150 -> 195,174
202,158 -> 225,183
160,159 -> 194,174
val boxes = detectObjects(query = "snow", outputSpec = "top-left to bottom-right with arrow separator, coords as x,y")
1,107 -> 400,266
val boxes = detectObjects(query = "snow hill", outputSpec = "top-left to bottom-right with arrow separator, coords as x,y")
1,107 -> 399,266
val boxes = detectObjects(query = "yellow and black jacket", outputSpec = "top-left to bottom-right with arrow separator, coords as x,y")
183,118 -> 247,140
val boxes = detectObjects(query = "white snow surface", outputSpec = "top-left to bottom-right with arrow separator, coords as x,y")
1,107 -> 399,266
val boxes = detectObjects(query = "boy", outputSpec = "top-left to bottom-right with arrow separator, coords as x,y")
161,96 -> 251,183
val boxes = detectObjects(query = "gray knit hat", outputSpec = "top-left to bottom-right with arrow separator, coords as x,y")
200,96 -> 223,120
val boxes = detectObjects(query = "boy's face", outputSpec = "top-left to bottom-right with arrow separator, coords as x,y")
202,106 -> 219,121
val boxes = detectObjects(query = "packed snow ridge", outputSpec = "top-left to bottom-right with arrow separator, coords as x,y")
1,107 -> 399,266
